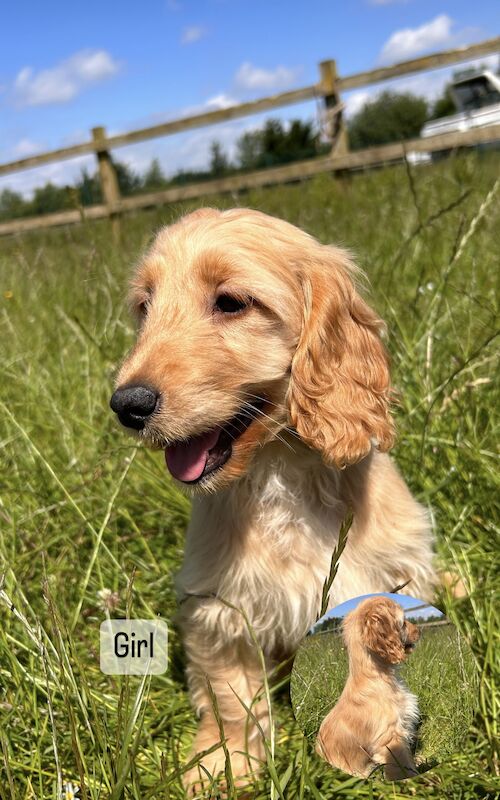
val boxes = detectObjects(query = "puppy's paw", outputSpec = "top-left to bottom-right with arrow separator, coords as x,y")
183,747 -> 260,798
183,718 -> 266,798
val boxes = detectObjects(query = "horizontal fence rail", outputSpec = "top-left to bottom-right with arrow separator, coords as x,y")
1,36 -> 499,236
312,619 -> 451,636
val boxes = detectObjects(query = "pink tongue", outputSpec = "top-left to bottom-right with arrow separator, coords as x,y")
165,428 -> 221,482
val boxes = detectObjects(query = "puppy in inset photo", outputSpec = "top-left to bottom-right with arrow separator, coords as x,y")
316,596 -> 420,780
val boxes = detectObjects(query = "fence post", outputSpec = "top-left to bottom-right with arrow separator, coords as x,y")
318,60 -> 349,156
91,126 -> 121,237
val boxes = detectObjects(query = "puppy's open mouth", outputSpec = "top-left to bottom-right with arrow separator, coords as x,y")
164,400 -> 264,484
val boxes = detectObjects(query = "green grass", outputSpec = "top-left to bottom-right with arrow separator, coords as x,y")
290,623 -> 477,769
0,152 -> 499,798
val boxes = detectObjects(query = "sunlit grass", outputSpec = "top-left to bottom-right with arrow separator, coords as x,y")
0,151 -> 498,798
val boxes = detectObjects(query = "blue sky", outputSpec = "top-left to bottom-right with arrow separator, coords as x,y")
312,592 -> 444,632
1,1 -> 498,196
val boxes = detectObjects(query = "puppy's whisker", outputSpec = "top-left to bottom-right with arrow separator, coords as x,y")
281,425 -> 302,441
232,403 -> 279,440
240,391 -> 280,409
230,390 -> 302,442
239,402 -> 297,454
224,396 -> 288,446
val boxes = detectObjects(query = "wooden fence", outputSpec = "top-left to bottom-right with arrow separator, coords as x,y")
1,36 -> 499,237
312,620 -> 451,637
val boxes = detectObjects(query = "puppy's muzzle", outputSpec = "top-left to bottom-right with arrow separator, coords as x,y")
404,621 -> 420,653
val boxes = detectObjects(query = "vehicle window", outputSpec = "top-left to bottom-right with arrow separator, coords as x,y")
453,77 -> 500,112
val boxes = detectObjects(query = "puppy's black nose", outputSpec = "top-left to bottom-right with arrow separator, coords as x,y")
110,385 -> 159,430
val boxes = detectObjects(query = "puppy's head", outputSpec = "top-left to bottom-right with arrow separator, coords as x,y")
110,208 -> 394,491
346,596 -> 420,665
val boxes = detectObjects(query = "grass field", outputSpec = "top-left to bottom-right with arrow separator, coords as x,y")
290,622 -> 477,771
0,152 -> 499,799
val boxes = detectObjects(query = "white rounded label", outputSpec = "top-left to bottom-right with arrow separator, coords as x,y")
100,619 -> 168,675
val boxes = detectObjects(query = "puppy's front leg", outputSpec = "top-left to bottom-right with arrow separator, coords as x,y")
382,738 -> 418,781
180,601 -> 269,793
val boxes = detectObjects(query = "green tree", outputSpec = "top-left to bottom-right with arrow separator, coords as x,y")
112,160 -> 141,195
259,119 -> 287,166
0,188 -> 27,221
143,158 -> 167,190
237,130 -> 263,170
171,168 -> 213,186
431,86 -> 456,119
209,141 -> 230,177
236,118 -> 319,170
286,119 -> 318,160
29,182 -> 73,215
76,168 -> 102,206
348,91 -> 429,150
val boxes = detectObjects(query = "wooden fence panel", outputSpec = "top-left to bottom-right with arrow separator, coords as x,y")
1,123 -> 498,237
0,36 -> 498,177
0,36 -> 499,236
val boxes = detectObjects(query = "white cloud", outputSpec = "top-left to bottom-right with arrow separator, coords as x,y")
344,90 -> 372,118
181,26 -> 207,45
204,93 -> 237,110
379,14 -> 455,64
13,49 -> 121,107
235,62 -> 300,92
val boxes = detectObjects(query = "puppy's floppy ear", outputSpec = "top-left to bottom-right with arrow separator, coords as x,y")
362,606 -> 406,664
287,246 -> 394,468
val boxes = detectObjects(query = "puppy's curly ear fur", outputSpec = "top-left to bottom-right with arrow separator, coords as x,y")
287,247 -> 394,468
362,607 -> 406,665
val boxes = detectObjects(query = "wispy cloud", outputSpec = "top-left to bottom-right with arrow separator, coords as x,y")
0,153 -> 94,197
12,138 -> 43,157
234,62 -> 300,92
181,26 -> 207,45
13,49 -> 121,107
379,14 -> 456,64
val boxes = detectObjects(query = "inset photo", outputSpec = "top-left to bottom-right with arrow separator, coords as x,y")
291,593 -> 477,781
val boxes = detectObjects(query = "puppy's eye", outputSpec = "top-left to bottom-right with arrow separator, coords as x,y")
214,294 -> 249,314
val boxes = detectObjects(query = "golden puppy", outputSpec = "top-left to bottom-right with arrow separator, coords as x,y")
316,596 -> 420,780
110,208 -> 435,788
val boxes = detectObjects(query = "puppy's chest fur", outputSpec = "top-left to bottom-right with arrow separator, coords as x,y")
176,442 -> 347,653
389,677 -> 420,742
